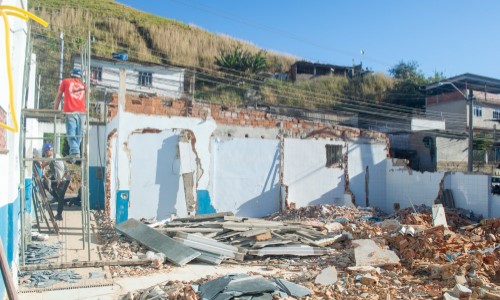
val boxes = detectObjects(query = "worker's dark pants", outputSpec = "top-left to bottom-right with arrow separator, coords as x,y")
51,180 -> 70,216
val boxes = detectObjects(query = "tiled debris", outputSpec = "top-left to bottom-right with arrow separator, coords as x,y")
18,269 -> 82,288
117,204 -> 499,298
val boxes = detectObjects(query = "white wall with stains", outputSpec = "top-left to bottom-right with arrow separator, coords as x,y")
347,142 -> 388,208
385,162 -> 443,213
283,138 -> 347,208
210,138 -> 280,217
100,106 -> 498,220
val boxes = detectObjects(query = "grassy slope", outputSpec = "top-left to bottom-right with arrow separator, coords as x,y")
29,0 -> 396,111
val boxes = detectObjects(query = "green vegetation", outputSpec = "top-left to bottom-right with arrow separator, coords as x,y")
30,0 -> 445,112
215,47 -> 268,74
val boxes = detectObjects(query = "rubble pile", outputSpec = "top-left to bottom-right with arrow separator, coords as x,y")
122,273 -> 312,300
94,211 -> 169,277
267,204 -> 383,222
114,206 -> 499,299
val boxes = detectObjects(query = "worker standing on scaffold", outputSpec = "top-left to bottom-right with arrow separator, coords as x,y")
53,68 -> 86,160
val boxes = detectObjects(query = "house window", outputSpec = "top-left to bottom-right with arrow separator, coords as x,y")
493,109 -> 500,120
325,145 -> 342,167
90,66 -> 102,82
138,71 -> 153,86
473,106 -> 482,117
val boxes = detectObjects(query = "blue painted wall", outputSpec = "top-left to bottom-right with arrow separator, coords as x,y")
116,190 -> 129,224
89,167 -> 105,210
0,193 -> 20,299
197,190 -> 216,215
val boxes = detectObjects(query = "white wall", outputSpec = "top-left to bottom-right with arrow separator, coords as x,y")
0,1 -> 29,295
411,118 -> 445,131
283,139 -> 346,207
444,173 -> 490,218
348,142 -> 387,208
128,130 -> 188,220
385,161 -> 443,213
491,194 -> 500,218
211,138 -> 280,217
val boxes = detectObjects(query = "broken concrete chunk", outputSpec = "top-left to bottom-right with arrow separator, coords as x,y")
352,239 -> 400,267
443,292 -> 460,300
377,219 -> 401,232
454,275 -> 467,286
432,204 -> 448,228
314,266 -> 338,285
360,274 -> 378,286
452,284 -> 472,298
324,222 -> 344,233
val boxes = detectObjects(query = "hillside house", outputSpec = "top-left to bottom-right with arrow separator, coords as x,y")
290,61 -> 366,82
73,56 -> 185,99
426,73 -> 500,132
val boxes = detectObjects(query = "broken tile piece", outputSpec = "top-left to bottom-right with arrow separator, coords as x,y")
273,278 -> 312,298
352,239 -> 400,267
314,267 -> 338,285
225,276 -> 277,295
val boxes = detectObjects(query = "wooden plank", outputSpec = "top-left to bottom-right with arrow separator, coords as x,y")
18,258 -> 153,271
0,239 -> 18,300
239,229 -> 271,238
156,227 -> 224,233
115,218 -> 200,266
174,212 -> 234,222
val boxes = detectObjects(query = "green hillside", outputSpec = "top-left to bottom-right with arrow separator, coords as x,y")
29,0 -> 430,113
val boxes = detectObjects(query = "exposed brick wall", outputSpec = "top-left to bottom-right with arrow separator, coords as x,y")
426,91 -> 464,106
0,106 -> 7,154
108,94 -> 387,142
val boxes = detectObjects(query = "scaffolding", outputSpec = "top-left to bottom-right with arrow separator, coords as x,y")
19,32 -> 92,264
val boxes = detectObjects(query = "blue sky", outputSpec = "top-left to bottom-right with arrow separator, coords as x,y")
117,0 -> 500,79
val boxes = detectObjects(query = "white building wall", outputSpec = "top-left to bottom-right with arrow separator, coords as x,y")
0,1 -> 30,296
385,161 -> 443,213
411,118 -> 445,131
283,139 -> 346,207
75,59 -> 184,98
444,173 -> 490,218
211,138 -> 280,217
490,194 -> 500,218
347,142 -> 387,208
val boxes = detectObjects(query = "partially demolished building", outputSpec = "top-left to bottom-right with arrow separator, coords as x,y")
90,82 -> 500,223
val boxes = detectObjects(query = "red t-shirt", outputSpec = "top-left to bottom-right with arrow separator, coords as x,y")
58,78 -> 86,113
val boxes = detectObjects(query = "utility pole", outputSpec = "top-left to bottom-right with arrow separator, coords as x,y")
468,89 -> 474,172
59,32 -> 64,85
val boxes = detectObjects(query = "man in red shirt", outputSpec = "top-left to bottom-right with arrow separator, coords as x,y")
54,68 -> 87,158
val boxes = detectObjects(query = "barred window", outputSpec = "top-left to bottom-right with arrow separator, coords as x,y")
325,145 -> 342,167
138,71 -> 153,86
473,106 -> 482,117
91,66 -> 102,82
493,109 -> 500,120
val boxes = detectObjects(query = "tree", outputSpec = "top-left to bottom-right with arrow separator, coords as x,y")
215,46 -> 268,74
386,60 -> 446,108
388,60 -> 426,85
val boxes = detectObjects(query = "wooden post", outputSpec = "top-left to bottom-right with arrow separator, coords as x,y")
0,239 -> 18,300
